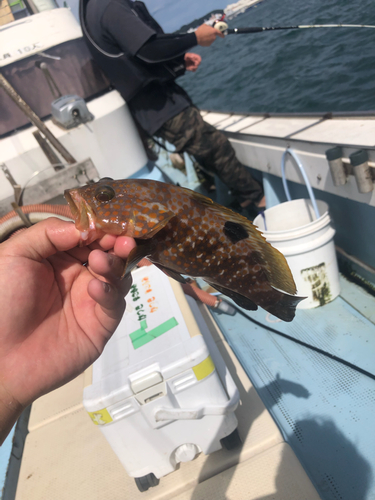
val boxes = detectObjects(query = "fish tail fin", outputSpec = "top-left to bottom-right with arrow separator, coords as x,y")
236,219 -> 298,295
259,242 -> 297,295
265,287 -> 306,322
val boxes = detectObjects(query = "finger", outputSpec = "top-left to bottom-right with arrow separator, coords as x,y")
87,279 -> 126,323
1,218 -> 81,262
89,250 -> 134,296
89,233 -> 118,251
53,238 -> 118,265
88,250 -> 125,281
113,236 -> 137,259
66,246 -> 91,263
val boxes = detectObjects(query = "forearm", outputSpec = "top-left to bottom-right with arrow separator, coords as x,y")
136,32 -> 197,63
0,383 -> 24,445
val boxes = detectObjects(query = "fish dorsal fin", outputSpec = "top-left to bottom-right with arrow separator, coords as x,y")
181,189 -> 297,295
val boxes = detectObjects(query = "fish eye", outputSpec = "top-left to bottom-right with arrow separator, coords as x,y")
95,185 -> 115,202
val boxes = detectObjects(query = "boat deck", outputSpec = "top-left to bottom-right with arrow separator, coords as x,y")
199,110 -> 375,500
211,275 -> 375,500
2,109 -> 375,499
5,274 -> 375,500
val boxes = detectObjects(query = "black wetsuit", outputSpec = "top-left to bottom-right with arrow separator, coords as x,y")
84,0 -> 195,134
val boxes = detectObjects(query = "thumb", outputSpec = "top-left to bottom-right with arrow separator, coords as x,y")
2,218 -> 81,262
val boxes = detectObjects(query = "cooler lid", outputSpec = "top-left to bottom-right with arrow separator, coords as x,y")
83,265 -> 209,410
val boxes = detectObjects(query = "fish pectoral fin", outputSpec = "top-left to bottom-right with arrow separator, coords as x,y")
205,282 -> 258,311
141,211 -> 176,238
121,242 -> 156,278
153,263 -> 188,284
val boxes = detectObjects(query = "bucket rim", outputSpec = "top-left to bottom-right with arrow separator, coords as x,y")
253,199 -> 330,236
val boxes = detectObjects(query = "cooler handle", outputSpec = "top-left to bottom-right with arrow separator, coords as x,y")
154,376 -> 240,421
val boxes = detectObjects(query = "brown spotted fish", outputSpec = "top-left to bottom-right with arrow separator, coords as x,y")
65,178 -> 304,321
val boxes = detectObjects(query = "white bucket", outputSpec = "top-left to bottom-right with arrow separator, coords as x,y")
253,199 -> 340,309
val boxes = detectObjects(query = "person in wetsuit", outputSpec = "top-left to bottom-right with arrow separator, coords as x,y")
81,0 -> 265,212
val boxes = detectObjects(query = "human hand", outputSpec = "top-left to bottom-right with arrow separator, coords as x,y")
0,218 -> 135,443
184,52 -> 202,72
195,23 -> 225,47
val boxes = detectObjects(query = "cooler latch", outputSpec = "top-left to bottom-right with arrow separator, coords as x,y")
131,371 -> 166,405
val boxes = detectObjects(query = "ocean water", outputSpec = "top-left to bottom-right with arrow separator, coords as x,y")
179,0 -> 375,114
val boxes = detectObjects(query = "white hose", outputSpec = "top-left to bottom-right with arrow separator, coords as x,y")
281,148 -> 320,219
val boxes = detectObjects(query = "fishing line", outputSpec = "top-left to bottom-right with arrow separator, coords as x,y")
218,301 -> 375,382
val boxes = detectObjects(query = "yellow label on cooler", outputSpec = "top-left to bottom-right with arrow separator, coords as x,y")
88,408 -> 113,425
192,355 -> 215,381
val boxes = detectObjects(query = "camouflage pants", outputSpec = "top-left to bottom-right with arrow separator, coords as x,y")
155,106 -> 263,204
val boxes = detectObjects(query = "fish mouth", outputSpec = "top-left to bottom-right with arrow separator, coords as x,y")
64,189 -> 96,242
64,189 -> 79,220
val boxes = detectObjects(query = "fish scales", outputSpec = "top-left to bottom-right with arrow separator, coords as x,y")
65,179 -> 304,321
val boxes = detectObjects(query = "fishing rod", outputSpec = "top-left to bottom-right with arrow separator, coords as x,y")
214,21 -> 375,35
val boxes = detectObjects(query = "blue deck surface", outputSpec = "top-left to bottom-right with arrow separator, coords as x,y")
0,426 -> 15,498
211,276 -> 375,500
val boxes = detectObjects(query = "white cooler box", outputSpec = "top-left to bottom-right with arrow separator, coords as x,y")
83,265 -> 240,491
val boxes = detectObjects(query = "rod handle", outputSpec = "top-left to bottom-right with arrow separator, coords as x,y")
227,27 -> 265,34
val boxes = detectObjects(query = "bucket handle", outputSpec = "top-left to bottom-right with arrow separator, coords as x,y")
281,148 -> 320,219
